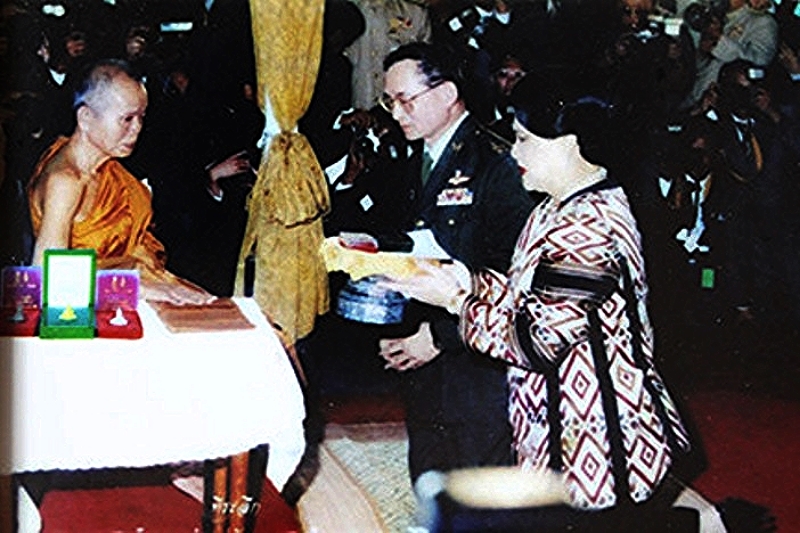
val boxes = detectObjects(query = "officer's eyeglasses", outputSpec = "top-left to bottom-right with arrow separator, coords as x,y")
379,81 -> 444,114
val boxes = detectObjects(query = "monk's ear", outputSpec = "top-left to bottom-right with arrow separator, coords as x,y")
75,104 -> 93,130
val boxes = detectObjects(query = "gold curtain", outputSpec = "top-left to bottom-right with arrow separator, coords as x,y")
235,0 -> 329,345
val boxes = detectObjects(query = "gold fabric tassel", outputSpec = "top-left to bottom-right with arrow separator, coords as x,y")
236,0 -> 329,344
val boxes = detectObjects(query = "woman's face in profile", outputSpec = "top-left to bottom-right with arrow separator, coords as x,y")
510,119 -> 568,194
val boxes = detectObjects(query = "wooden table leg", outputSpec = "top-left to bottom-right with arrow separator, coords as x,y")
0,475 -> 15,533
203,445 -> 269,533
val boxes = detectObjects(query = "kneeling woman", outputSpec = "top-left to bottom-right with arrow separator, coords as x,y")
386,78 -> 695,529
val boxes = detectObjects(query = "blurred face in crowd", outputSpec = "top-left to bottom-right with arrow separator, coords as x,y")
383,59 -> 458,145
125,35 -> 147,60
65,31 -> 87,58
495,57 -> 527,98
746,0 -> 771,10
685,135 -> 713,178
79,74 -> 147,158
620,0 -> 653,31
723,69 -> 756,115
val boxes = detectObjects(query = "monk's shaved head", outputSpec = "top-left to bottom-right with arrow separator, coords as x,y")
73,59 -> 142,112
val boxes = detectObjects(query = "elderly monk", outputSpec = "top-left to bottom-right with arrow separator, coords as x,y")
28,59 -> 212,304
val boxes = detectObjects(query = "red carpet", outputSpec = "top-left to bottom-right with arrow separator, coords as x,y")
323,388 -> 800,531
685,390 -> 800,532
39,476 -> 301,532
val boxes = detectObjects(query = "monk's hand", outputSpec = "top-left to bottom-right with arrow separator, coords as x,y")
142,280 -> 216,306
381,260 -> 471,313
379,321 -> 440,371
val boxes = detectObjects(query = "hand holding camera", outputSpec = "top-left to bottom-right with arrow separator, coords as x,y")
778,42 -> 800,75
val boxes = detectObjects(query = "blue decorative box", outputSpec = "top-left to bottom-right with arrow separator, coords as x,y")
336,275 -> 408,325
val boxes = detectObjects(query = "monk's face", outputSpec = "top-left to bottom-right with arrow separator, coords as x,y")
84,76 -> 147,158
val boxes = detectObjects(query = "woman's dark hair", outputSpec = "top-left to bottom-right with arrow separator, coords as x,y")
509,74 -> 615,166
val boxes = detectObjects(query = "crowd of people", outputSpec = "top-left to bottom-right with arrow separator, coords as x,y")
1,0 -> 798,332
1,0 -> 798,530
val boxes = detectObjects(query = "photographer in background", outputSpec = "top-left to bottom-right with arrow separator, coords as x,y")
590,0 -> 696,187
682,0 -> 778,108
322,107 -> 415,238
703,61 -> 793,336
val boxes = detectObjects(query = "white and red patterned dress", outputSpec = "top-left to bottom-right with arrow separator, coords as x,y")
459,181 -> 691,510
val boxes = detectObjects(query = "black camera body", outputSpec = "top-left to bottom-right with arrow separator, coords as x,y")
349,124 -> 377,159
683,2 -> 715,33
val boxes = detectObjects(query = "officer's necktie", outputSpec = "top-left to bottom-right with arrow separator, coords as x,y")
421,151 -> 434,187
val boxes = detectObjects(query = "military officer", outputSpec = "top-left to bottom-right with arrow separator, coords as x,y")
378,42 -> 536,491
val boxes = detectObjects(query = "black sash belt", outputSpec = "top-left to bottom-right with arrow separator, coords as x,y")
532,261 -> 618,308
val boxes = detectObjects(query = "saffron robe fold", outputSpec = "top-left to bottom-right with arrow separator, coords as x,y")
29,137 -> 187,289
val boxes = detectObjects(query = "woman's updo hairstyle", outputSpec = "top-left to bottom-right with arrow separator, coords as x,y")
509,74 -> 615,168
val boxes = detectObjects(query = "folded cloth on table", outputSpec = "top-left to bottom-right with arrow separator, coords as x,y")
150,298 -> 255,333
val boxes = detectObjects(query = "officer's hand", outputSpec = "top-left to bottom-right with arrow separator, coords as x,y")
379,322 -> 441,372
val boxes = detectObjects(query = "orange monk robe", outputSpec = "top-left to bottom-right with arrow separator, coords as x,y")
28,137 -> 189,289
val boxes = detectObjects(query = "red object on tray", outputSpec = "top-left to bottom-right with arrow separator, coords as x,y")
95,309 -> 143,339
39,476 -> 302,533
338,233 -> 379,253
0,306 -> 40,337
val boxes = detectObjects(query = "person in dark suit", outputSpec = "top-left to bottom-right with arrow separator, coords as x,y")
433,0 -> 514,122
378,42 -> 536,496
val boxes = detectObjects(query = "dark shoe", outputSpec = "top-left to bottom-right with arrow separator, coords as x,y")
716,497 -> 776,533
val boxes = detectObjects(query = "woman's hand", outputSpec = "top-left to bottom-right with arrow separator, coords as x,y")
382,260 -> 471,312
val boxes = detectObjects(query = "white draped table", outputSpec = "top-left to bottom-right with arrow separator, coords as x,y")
0,297 -> 306,492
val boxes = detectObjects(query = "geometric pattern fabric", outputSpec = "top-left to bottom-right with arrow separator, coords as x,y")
462,186 -> 690,509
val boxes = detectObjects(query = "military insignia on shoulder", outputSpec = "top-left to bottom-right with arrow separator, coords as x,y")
476,124 -> 511,152
489,140 -> 508,153
451,141 -> 464,153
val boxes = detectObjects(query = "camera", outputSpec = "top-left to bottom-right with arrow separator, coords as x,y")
683,2 -> 714,32
747,67 -> 765,81
353,128 -> 376,157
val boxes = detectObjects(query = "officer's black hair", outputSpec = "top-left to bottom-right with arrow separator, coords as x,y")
383,42 -> 465,96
